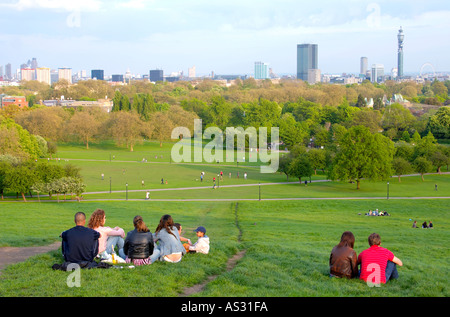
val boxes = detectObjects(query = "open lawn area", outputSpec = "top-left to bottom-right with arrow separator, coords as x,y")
0,199 -> 448,297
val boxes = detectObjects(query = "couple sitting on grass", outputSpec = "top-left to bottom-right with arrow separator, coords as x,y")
329,231 -> 403,286
58,210 -> 209,269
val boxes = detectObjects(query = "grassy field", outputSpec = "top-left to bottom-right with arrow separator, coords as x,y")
0,199 -> 448,297
0,141 -> 448,298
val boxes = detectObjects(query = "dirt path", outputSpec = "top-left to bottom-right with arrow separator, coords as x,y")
179,202 -> 247,297
0,241 -> 60,274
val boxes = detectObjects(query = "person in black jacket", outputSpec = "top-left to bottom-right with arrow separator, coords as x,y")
124,215 -> 155,265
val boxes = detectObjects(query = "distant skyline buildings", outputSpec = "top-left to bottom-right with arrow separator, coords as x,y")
254,61 -> 269,79
91,69 -> 104,81
297,44 -> 318,82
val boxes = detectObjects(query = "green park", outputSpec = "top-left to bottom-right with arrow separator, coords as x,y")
0,78 -> 449,297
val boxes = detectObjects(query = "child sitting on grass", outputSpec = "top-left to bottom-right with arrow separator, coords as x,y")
185,226 -> 210,254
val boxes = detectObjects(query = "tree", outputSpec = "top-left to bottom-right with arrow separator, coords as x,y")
330,126 -> 394,189
0,161 -> 12,199
355,94 -> 366,108
106,111 -> 149,151
426,107 -> 450,139
278,154 -> 293,181
66,109 -> 104,149
414,156 -> 432,181
150,111 -> 174,148
289,154 -> 313,184
429,150 -> 448,174
392,157 -> 413,182
308,148 -> 326,175
5,164 -> 37,201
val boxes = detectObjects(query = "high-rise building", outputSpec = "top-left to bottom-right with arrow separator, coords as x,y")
5,63 -> 12,80
371,64 -> 384,83
360,57 -> 368,76
91,69 -> 104,80
150,69 -> 163,82
397,26 -> 404,78
30,58 -> 38,69
58,67 -> 72,84
21,68 -> 35,81
297,44 -> 318,82
36,67 -> 51,85
307,69 -> 321,84
254,61 -> 269,79
188,66 -> 196,78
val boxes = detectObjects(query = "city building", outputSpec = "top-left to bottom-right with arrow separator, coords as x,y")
111,74 -> 124,82
0,96 -> 28,109
20,68 -> 35,81
254,61 -> 269,79
58,67 -> 72,84
5,63 -> 12,80
307,69 -> 321,84
36,67 -> 51,85
397,26 -> 404,78
297,44 -> 319,82
150,69 -> 164,82
360,57 -> 368,76
188,66 -> 196,78
371,64 -> 385,83
91,69 -> 104,80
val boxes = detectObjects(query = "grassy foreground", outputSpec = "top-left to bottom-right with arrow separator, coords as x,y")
0,199 -> 448,297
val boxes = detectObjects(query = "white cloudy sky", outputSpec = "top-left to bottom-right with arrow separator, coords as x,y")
0,0 -> 449,76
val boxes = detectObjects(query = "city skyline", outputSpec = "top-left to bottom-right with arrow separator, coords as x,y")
1,0 -> 449,77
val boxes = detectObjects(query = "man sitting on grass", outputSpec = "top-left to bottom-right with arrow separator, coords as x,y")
60,212 -> 100,265
358,233 -> 403,286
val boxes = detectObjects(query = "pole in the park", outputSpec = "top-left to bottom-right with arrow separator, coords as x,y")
259,183 -> 261,201
110,177 -> 111,194
126,183 -> 128,201
387,182 -> 389,199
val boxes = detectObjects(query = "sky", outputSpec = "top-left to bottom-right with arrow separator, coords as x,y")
0,0 -> 449,77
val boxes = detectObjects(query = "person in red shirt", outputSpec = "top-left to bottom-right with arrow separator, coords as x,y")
358,233 -> 403,286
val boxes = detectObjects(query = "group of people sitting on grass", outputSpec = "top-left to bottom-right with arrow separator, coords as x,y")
412,220 -> 434,229
364,209 -> 390,216
55,210 -> 210,269
329,231 -> 403,285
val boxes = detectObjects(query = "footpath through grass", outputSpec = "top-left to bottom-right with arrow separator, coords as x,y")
0,199 -> 448,297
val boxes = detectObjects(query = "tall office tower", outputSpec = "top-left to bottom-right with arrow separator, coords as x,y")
254,61 -> 269,79
21,68 -> 35,81
150,69 -> 163,82
188,66 -> 196,78
91,69 -> 104,80
297,44 -> 318,81
5,63 -> 12,80
371,64 -> 384,83
0,66 -> 3,78
360,57 -> 368,76
58,67 -> 72,84
397,26 -> 404,78
36,67 -> 51,85
30,58 -> 38,69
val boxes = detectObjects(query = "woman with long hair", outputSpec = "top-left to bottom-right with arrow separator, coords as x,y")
123,215 -> 154,266
150,214 -> 186,263
329,231 -> 358,279
88,208 -> 125,260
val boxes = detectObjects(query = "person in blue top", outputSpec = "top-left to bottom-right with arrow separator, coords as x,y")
149,214 -> 186,263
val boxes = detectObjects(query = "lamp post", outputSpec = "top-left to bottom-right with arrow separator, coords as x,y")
126,183 -> 128,201
259,182 -> 261,201
387,182 -> 389,200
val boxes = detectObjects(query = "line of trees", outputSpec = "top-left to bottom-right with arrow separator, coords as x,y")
277,125 -> 450,189
0,159 -> 85,202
